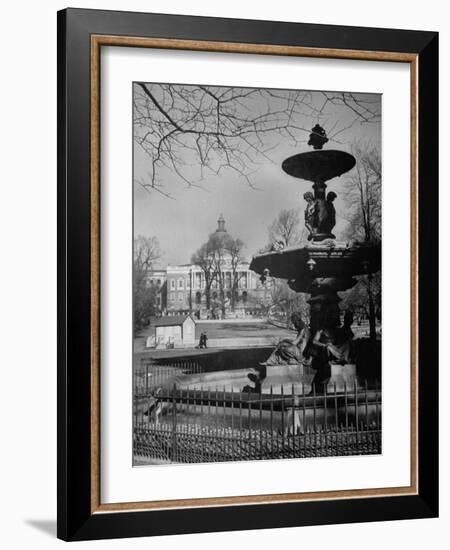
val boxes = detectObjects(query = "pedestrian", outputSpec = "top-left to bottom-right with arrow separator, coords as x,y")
198,331 -> 204,348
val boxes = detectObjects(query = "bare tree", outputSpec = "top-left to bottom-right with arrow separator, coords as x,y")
224,236 -> 245,311
343,143 -> 381,243
134,83 -> 381,191
268,208 -> 302,247
255,208 -> 305,322
192,230 -> 246,316
269,280 -> 310,324
247,276 -> 309,325
191,242 -> 217,311
340,273 -> 381,323
208,232 -> 229,317
133,235 -> 161,333
342,142 -> 382,340
134,236 -> 161,277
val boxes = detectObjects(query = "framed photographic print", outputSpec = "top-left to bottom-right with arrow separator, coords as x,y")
57,8 -> 438,541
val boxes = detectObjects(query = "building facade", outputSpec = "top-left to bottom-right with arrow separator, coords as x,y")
146,216 -> 271,318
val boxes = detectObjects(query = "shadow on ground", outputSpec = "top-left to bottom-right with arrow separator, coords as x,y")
25,519 -> 56,538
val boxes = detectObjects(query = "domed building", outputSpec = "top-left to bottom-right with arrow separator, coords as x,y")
146,215 -> 271,318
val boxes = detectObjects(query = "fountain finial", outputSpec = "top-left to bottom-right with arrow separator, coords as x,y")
308,124 -> 328,150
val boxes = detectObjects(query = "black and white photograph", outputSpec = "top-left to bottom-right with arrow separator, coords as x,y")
132,82 -> 382,465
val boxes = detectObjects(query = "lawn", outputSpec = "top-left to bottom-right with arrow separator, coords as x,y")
134,319 -> 293,355
193,321 -> 293,339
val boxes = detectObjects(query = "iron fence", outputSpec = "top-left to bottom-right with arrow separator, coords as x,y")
133,361 -> 381,464
134,422 -> 381,463
134,358 -> 204,395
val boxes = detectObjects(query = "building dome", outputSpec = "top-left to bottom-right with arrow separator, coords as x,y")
216,214 -> 227,233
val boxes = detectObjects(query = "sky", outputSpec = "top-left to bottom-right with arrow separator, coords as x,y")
133,85 -> 381,266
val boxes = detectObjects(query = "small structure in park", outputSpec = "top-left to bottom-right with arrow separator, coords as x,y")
153,314 -> 196,349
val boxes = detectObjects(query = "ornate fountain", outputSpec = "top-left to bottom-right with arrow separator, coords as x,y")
249,125 -> 381,391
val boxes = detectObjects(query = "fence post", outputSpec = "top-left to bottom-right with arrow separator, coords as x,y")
312,383 -> 317,452
364,379 -> 369,434
344,380 -> 348,431
281,385 -> 285,450
259,390 -> 263,460
354,379 -> 359,448
375,378 -> 380,427
171,383 -> 177,462
333,381 -> 338,456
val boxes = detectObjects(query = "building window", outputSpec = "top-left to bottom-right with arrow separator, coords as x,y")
178,292 -> 183,301
178,278 -> 184,290
195,291 -> 201,305
242,291 -> 248,304
170,279 -> 175,290
225,272 -> 231,288
241,272 -> 247,288
195,272 -> 201,289
169,292 -> 175,301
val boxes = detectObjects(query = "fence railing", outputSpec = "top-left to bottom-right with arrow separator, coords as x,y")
134,421 -> 381,463
135,359 -> 204,395
133,362 -> 381,464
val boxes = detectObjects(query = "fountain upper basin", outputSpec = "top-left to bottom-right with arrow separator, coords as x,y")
282,150 -> 356,183
250,242 -> 381,291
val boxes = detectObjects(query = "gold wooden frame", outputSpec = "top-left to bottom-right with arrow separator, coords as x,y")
90,35 -> 419,514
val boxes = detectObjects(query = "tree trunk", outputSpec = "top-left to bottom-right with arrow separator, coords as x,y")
230,276 -> 239,311
219,285 -> 226,317
205,286 -> 211,310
